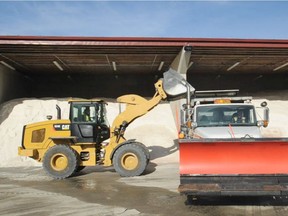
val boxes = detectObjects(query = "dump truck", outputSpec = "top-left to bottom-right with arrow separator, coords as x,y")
173,73 -> 288,197
17,48 -> 194,179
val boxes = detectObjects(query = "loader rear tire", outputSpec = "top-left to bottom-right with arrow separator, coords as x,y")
113,143 -> 148,177
43,145 -> 79,179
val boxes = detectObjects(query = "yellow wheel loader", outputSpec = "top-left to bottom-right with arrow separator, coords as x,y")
18,46 -> 193,179
18,80 -> 163,179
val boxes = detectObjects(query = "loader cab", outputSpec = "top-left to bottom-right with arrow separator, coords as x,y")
69,100 -> 110,143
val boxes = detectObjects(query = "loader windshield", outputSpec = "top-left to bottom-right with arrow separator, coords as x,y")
196,105 -> 257,127
70,102 -> 109,126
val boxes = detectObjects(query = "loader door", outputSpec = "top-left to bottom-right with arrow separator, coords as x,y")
69,102 -> 110,143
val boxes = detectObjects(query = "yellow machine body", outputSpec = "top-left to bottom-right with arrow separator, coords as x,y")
18,80 -> 168,179
18,119 -> 98,167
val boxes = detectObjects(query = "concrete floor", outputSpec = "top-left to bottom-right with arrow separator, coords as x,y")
0,163 -> 288,216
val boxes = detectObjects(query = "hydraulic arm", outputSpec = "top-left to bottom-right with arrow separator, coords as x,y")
103,80 -> 167,165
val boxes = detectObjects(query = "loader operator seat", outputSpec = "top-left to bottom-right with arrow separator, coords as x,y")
83,107 -> 91,122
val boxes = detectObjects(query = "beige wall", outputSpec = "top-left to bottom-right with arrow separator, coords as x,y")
0,65 -> 26,104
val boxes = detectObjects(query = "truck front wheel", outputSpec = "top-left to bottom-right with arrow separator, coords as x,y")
113,143 -> 148,177
43,145 -> 79,179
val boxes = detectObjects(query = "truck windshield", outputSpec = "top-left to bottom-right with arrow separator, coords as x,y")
196,105 -> 257,127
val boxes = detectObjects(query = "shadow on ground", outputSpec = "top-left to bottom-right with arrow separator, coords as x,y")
148,139 -> 179,160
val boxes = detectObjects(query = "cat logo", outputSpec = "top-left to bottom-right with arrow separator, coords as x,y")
53,124 -> 70,131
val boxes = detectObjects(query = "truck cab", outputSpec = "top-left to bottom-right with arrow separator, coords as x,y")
193,103 -> 262,138
185,90 -> 269,139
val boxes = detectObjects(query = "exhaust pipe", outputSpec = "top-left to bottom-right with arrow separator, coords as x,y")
186,81 -> 191,110
56,105 -> 61,120
183,79 -> 193,129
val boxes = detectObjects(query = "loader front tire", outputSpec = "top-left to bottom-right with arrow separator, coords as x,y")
43,145 -> 79,179
113,143 -> 148,177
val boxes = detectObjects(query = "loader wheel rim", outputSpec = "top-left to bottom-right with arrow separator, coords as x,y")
121,153 -> 138,170
50,153 -> 68,171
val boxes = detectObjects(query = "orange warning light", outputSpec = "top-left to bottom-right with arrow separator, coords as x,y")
214,99 -> 231,104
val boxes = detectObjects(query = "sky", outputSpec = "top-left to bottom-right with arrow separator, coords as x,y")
0,1 -> 287,39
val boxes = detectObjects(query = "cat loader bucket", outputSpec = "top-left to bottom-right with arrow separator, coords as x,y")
162,69 -> 195,98
162,45 -> 194,98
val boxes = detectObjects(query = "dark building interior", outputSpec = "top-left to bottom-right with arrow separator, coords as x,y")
1,36 -> 288,103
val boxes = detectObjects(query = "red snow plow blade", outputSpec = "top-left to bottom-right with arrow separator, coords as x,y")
178,138 -> 288,196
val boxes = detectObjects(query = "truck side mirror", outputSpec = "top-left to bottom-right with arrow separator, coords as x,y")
261,101 -> 267,107
192,122 -> 197,128
256,101 -> 269,128
262,107 -> 269,127
257,107 -> 269,128
257,121 -> 264,127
